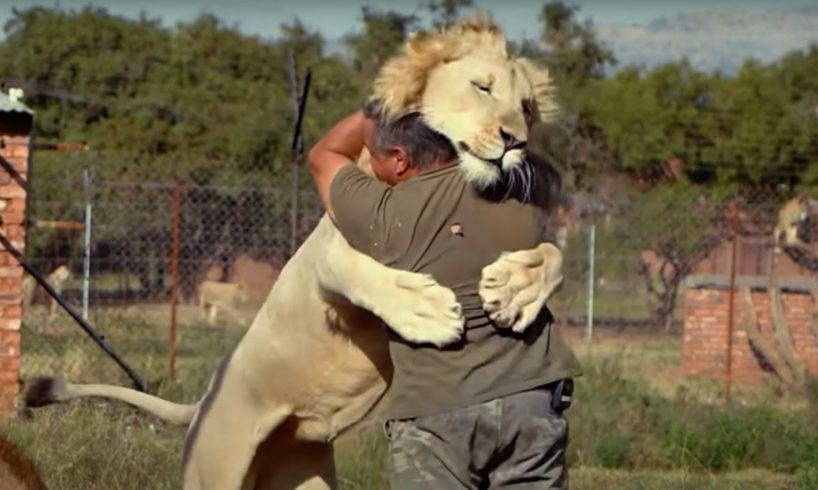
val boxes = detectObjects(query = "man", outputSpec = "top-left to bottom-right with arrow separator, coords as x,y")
308,106 -> 582,489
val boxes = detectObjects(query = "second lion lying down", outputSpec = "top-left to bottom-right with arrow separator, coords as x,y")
23,15 -> 568,490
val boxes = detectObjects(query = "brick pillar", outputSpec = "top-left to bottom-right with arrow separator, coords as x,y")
0,98 -> 32,415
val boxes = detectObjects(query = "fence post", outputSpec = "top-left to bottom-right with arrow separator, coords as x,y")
586,223 -> 596,351
81,167 -> 93,320
168,181 -> 182,381
724,201 -> 739,402
288,49 -> 301,257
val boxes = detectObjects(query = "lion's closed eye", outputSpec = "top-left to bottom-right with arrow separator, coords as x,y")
471,80 -> 491,94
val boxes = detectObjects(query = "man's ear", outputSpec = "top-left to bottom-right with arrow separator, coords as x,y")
391,146 -> 411,175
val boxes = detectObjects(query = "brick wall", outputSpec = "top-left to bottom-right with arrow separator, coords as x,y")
0,117 -> 30,415
683,285 -> 818,384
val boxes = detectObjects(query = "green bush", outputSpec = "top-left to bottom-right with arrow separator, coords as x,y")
595,433 -> 632,469
568,356 -> 818,474
796,465 -> 818,490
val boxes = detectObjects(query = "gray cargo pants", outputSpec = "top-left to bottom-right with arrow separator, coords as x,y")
383,386 -> 569,489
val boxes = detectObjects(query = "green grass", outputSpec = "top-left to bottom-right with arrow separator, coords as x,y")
9,310 -> 817,489
21,306 -> 246,402
0,408 -> 803,490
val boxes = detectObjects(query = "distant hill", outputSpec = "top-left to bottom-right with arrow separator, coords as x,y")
596,7 -> 818,74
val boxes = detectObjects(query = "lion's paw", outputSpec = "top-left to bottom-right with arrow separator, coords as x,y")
377,272 -> 464,348
479,243 -> 563,333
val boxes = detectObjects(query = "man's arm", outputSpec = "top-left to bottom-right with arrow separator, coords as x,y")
309,110 -> 393,256
308,110 -> 374,220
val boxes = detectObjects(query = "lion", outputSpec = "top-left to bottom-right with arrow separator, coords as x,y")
0,431 -> 48,490
196,280 -> 250,326
773,195 -> 818,271
23,14 -> 565,490
773,195 -> 818,251
22,264 -> 71,318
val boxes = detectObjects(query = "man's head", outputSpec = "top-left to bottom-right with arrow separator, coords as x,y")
363,102 -> 458,185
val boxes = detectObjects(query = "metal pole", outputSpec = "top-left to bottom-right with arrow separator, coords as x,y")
288,49 -> 301,258
724,201 -> 739,402
586,223 -> 596,348
286,49 -> 312,257
0,232 -> 147,392
82,168 -> 92,320
168,181 -> 182,381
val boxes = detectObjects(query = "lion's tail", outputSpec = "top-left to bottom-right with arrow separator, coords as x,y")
23,377 -> 198,426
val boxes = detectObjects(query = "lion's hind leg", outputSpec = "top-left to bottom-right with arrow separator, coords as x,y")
183,398 -> 293,490
251,433 -> 336,490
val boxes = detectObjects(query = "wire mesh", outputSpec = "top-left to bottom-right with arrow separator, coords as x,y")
21,173 -> 324,400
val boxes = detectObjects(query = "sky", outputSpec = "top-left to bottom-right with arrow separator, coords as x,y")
3,0 -> 818,73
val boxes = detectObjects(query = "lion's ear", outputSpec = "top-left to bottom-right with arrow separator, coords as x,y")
515,57 -> 560,124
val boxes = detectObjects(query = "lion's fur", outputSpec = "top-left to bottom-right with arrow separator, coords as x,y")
196,280 -> 250,325
369,13 -> 558,188
371,13 -> 558,125
22,265 -> 71,317
774,195 -> 818,250
0,431 -> 47,490
773,195 -> 818,272
22,14 -> 563,490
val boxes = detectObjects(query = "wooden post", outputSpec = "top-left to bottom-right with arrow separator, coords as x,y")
724,201 -> 739,402
168,181 -> 182,381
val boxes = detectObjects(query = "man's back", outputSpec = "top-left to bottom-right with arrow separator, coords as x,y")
331,163 -> 582,420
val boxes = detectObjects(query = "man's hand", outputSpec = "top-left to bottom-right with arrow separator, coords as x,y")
308,110 -> 375,220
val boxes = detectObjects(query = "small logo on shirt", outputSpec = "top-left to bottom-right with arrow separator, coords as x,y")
450,222 -> 464,237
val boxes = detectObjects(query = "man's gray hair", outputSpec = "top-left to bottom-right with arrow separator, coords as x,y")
363,101 -> 457,169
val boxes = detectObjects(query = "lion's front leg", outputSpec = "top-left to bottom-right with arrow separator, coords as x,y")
479,242 -> 564,333
316,230 -> 464,348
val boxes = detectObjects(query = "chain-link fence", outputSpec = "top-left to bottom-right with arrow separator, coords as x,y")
547,183 -> 817,352
19,157 -> 818,400
21,168 -> 324,400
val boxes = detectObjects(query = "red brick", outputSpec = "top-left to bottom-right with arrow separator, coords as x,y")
0,318 -> 21,332
0,184 -> 25,199
0,357 -> 19,371
0,382 -> 19,398
0,370 -> 18,383
0,395 -> 15,414
0,293 -> 22,305
0,277 -> 22,292
0,266 -> 22,279
6,198 -> 24,211
2,224 -> 26,240
1,136 -> 29,146
9,144 -> 28,159
3,305 -> 22,318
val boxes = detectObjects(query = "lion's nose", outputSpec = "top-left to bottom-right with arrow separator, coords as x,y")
500,129 -> 526,151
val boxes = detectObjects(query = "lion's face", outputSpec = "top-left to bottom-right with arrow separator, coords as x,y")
370,15 -> 558,190
421,53 -> 538,188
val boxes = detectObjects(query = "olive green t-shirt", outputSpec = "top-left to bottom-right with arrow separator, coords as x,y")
330,163 -> 582,420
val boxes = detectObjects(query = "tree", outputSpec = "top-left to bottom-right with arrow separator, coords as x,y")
425,0 -> 474,28
513,2 -> 618,192
343,7 -> 416,84
587,58 -> 818,189
618,182 -> 730,331
538,1 -> 616,85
